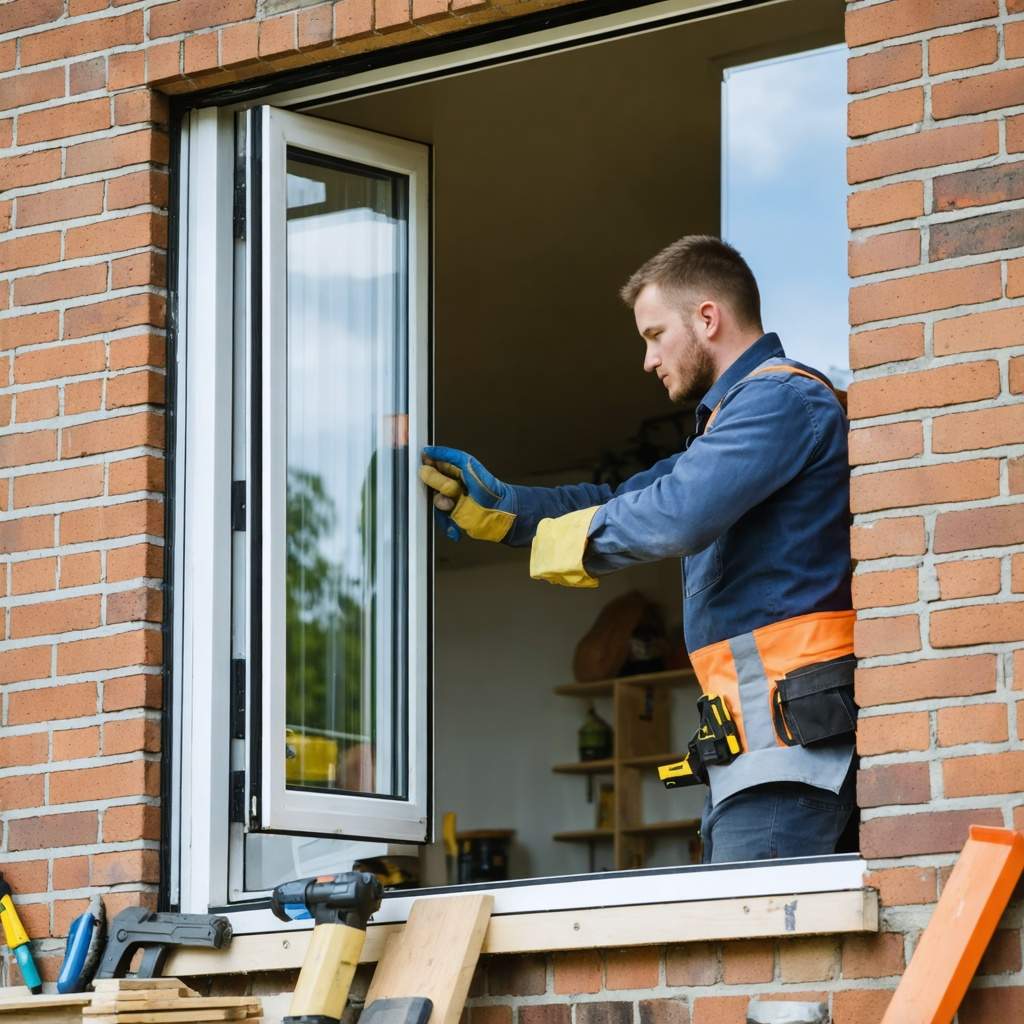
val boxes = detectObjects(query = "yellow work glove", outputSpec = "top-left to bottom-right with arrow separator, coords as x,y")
530,507 -> 600,588
419,445 -> 517,543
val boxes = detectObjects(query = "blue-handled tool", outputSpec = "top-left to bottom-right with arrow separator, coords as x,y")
57,895 -> 106,993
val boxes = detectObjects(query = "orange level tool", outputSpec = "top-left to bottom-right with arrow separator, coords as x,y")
880,825 -> 1024,1024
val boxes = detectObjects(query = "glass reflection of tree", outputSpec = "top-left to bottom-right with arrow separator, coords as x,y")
286,466 -> 369,791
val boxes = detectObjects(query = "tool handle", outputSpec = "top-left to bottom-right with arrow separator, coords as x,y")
15,944 -> 42,994
57,908 -> 96,993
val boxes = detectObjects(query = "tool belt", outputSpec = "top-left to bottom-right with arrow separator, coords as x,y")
658,655 -> 857,789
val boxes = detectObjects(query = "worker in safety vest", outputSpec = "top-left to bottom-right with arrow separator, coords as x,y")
420,235 -> 855,863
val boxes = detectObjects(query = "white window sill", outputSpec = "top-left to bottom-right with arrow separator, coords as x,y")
166,855 -> 876,976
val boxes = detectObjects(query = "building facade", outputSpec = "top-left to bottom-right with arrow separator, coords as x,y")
1,0 -> 1023,1021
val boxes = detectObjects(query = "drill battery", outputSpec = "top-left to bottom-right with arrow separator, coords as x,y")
658,694 -> 741,788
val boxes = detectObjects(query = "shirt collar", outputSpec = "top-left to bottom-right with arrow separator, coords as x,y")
697,332 -> 785,422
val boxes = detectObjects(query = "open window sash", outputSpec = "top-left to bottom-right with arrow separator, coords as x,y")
252,105 -> 430,842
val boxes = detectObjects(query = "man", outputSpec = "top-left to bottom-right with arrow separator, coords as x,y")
421,235 -> 855,863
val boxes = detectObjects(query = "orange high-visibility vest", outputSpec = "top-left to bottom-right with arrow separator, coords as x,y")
693,362 -> 855,805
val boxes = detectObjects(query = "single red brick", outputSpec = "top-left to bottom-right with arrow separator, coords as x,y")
219,22 -> 259,67
18,98 -> 110,146
14,342 -> 105,386
721,940 -> 772,984
848,421 -> 922,465
606,947 -> 660,990
856,654 -> 996,707
22,12 -> 143,67
638,999 -> 689,1024
298,4 -> 334,48
977,932 -> 1023,976
864,866 -> 935,907
934,161 -> 1024,214
934,306 -> 1024,355
61,412 -> 165,459
1010,457 -> 1024,495
149,0 -> 256,37
858,763 -> 929,808
184,32 -> 220,75
934,405 -> 1024,454
849,262 -> 1001,324
109,51 -> 146,91
0,150 -> 62,191
109,455 -> 165,496
15,386 -> 59,424
107,169 -> 170,211
14,264 -> 108,307
335,0 -> 374,38
690,996 -> 747,1024
848,87 -> 923,138
854,614 -> 920,658
842,932 -> 905,979
0,310 -> 59,351
937,703 -> 1008,747
847,520 -> 929,561
107,586 -> 162,625
7,810 -> 97,852
934,503 -> 1024,554
848,42 -> 921,93
0,773 -> 44,809
0,731 -> 48,768
857,711 -> 929,756
861,807 -> 1002,859
10,594 -> 101,639
848,122 -> 998,185
114,89 -> 169,128
1011,114 -> 1024,155
485,954 -> 546,996
0,0 -> 64,35
0,67 -> 65,112
846,0 -> 997,47
64,380 -> 103,416
848,181 -> 923,230
929,26 -> 998,74
108,370 -> 166,409
0,643 -> 51,685
552,951 -> 601,995
0,513 -> 55,553
935,558 -> 1001,600
90,848 -> 160,885
665,943 -> 718,986
943,751 -> 1024,797
70,57 -> 107,95
60,551 -> 102,589
102,802 -> 161,842
851,361 -> 999,419
852,568 -> 918,609
7,682 -> 96,725
519,1009 -> 569,1024
931,602 -> 1024,648
63,293 -> 165,341
931,209 -> 1024,262
933,67 -> 1024,120
852,460 -> 999,515
16,182 -> 104,229
259,14 -> 298,58
65,128 -> 169,178
103,673 -> 163,711
53,725 -> 101,761
57,628 -> 161,676
109,333 -> 166,370
53,855 -> 90,890
65,212 -> 167,259
2,859 -> 48,895
50,758 -> 160,805
0,231 -> 61,273
104,716 -> 161,754
111,252 -> 167,290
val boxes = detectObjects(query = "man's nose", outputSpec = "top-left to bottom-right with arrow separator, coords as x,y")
643,348 -> 659,373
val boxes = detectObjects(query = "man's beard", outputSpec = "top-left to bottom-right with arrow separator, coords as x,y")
670,331 -> 716,404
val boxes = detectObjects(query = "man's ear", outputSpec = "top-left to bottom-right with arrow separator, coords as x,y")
696,300 -> 721,339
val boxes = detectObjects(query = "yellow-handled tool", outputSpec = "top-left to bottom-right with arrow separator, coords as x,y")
659,694 -> 741,789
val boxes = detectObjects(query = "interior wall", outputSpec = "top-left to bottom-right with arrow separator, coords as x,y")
429,552 -> 702,883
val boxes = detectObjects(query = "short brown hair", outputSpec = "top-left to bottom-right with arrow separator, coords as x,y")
620,235 -> 762,329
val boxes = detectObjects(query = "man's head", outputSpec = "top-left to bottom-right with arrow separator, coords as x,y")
620,235 -> 764,403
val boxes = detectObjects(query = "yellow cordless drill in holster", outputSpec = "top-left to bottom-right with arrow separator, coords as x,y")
659,694 -> 741,788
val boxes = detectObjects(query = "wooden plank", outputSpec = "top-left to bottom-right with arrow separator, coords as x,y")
364,894 -> 492,1024
88,996 -> 259,1013
881,825 -> 1024,1024
82,1009 -> 249,1024
166,889 -> 877,976
93,980 -> 200,996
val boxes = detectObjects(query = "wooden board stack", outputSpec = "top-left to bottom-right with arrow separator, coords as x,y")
82,979 -> 261,1024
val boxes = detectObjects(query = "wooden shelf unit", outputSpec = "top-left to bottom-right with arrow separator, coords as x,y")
552,668 -> 700,869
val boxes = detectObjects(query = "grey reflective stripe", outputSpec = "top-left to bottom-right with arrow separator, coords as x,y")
728,632 -> 775,751
707,743 -> 854,807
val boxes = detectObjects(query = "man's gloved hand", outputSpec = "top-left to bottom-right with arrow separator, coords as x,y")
419,445 -> 517,542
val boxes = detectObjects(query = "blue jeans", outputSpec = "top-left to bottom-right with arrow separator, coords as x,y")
700,760 -> 856,863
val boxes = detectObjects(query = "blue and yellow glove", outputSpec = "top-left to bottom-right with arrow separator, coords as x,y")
420,446 -> 517,543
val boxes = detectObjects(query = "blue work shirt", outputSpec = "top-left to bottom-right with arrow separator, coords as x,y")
508,333 -> 852,654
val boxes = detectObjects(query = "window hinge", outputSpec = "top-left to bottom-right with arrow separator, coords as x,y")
233,173 -> 246,239
230,771 -> 248,824
231,481 -> 246,531
230,658 -> 246,740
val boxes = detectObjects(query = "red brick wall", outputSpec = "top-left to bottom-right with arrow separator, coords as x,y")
1,0 -> 1023,1017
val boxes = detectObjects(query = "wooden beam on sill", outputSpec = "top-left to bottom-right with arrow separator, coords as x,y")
164,889 -> 878,977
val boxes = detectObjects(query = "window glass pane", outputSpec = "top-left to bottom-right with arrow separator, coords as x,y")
722,45 -> 849,387
285,150 -> 409,799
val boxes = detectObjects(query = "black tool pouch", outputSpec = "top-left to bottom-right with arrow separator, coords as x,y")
772,654 -> 857,747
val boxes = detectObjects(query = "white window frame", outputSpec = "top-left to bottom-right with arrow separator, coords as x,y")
170,0 -> 865,923
256,107 -> 430,840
